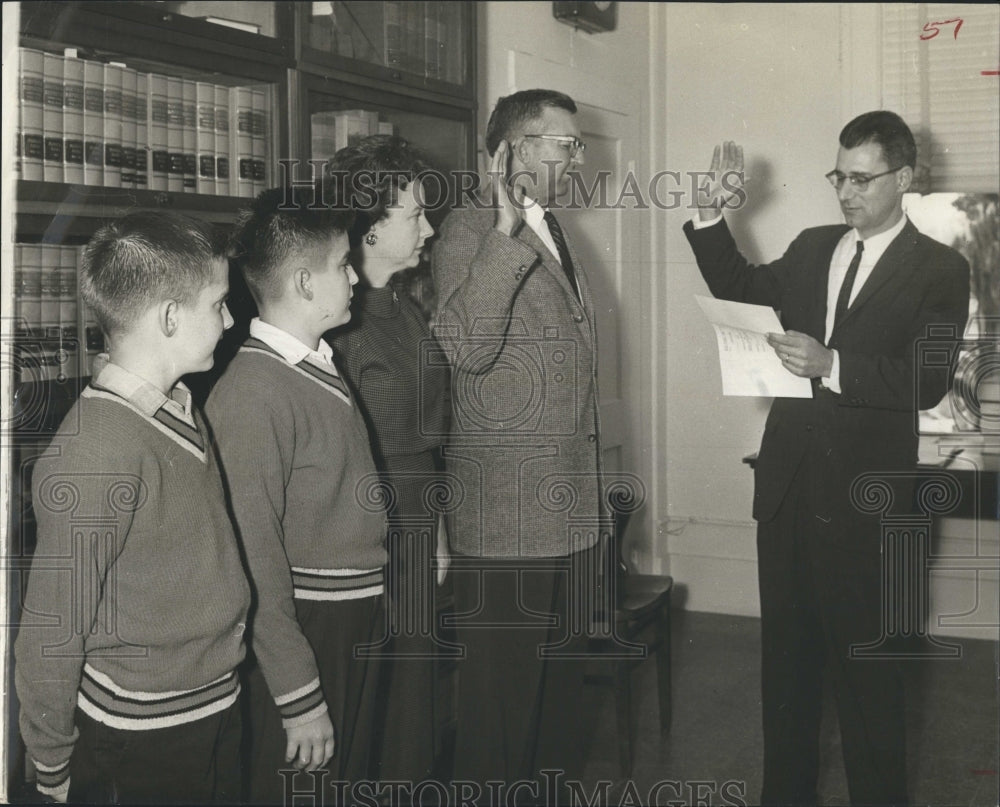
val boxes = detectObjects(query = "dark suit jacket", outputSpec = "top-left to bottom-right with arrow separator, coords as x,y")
432,202 -> 604,558
684,217 -> 970,525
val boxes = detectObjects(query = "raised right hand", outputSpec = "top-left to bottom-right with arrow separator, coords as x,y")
285,711 -> 335,772
487,140 -> 526,236
697,141 -> 744,221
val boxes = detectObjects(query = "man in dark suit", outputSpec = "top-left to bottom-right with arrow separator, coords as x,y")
684,111 -> 970,806
433,89 -> 602,801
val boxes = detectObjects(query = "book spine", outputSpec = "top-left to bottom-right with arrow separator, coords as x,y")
19,245 -> 44,381
311,111 -> 338,163
148,73 -> 169,191
62,53 -> 85,185
423,3 -> 439,80
230,86 -> 254,198
214,84 -> 230,196
182,78 -> 198,192
102,63 -> 124,188
20,245 -> 42,338
404,2 -> 424,76
134,72 -> 149,189
59,245 -> 79,342
43,51 -> 64,182
384,2 -> 402,69
195,82 -> 216,195
19,48 -> 45,181
82,59 -> 104,186
251,86 -> 268,196
59,245 -> 80,378
40,245 -> 61,380
166,76 -> 185,193
14,245 -> 27,335
120,66 -> 138,187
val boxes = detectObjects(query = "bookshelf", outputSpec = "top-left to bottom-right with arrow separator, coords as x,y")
11,0 -> 476,384
6,1 -> 476,797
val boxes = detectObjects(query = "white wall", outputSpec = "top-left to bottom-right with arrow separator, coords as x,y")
658,3 -> 845,613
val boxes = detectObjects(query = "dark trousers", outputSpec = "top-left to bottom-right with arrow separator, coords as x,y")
757,459 -> 907,806
68,700 -> 242,804
451,545 -> 597,806
371,526 -> 439,784
245,596 -> 385,804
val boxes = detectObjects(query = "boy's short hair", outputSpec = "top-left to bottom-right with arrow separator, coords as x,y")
230,183 -> 355,304
80,211 -> 227,336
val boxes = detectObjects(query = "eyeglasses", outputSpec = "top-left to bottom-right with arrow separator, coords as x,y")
522,134 -> 587,158
825,166 -> 903,192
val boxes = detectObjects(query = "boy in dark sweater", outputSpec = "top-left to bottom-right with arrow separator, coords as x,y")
14,212 -> 251,804
206,185 -> 388,803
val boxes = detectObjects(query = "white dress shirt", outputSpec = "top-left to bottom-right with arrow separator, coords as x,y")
250,317 -> 337,369
523,196 -> 581,299
691,212 -> 909,392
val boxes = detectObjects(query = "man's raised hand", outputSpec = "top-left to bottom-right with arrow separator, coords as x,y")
697,141 -> 744,221
488,140 -> 526,237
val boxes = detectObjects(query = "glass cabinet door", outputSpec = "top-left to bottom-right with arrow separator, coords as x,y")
133,1 -> 280,38
309,93 -> 470,178
303,2 -> 472,94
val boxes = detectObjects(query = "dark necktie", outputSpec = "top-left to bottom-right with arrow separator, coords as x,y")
834,239 -> 864,327
543,210 -> 580,300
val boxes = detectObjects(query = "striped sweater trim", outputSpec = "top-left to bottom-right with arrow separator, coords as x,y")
291,566 -> 384,601
240,340 -> 353,406
32,758 -> 70,797
274,676 -> 327,725
77,664 -> 239,731
82,386 -> 208,463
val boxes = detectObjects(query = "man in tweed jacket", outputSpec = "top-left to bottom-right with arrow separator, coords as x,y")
432,89 -> 603,798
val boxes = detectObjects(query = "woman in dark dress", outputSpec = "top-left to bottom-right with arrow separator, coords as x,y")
325,135 -> 450,786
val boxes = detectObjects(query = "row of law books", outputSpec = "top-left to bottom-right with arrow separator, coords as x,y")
384,2 -> 465,84
311,108 -> 395,161
12,244 -> 103,382
308,2 -> 465,85
16,47 -> 271,198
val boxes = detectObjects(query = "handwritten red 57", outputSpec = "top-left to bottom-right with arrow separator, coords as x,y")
920,18 -> 964,40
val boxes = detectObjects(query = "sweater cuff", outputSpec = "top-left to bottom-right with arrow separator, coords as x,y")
274,677 -> 327,728
34,758 -> 71,800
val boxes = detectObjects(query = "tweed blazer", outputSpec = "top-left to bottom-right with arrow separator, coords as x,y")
432,202 -> 605,558
684,217 -> 970,525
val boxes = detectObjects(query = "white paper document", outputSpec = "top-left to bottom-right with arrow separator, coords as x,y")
695,295 -> 813,398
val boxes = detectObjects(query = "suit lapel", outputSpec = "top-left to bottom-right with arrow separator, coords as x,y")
517,220 -> 579,300
834,220 -> 917,333
515,220 -> 595,346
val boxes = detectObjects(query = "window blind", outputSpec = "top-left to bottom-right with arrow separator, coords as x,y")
881,3 -> 999,193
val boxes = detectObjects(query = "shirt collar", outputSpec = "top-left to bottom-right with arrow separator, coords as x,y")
90,354 -> 193,419
250,317 -> 333,366
523,195 -> 546,231
849,213 -> 909,260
